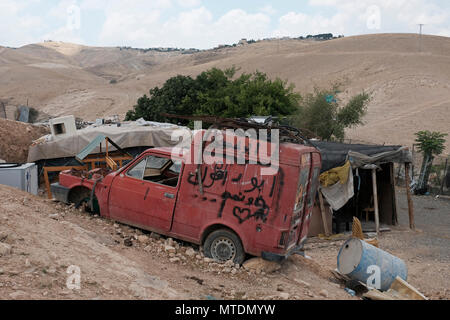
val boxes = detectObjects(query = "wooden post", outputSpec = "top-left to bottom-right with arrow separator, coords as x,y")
372,168 -> 380,235
318,190 -> 331,236
439,159 -> 448,196
404,163 -> 415,230
44,168 -> 52,199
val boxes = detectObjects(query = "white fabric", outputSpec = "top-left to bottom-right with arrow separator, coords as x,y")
320,167 -> 354,211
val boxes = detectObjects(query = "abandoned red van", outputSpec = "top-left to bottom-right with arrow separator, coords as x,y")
51,130 -> 321,264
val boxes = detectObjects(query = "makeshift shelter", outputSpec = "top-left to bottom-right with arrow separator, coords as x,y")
308,141 -> 414,235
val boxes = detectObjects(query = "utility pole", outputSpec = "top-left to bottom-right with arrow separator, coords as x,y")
418,24 -> 425,53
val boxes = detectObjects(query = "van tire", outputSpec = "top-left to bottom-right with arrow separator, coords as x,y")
203,229 -> 245,265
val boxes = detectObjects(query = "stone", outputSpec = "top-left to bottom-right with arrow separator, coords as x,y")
137,235 -> 150,244
185,248 -> 196,257
224,260 -> 234,267
278,292 -> 290,300
223,267 -> 232,273
196,255 -> 202,260
0,243 -> 12,256
124,238 -> 133,247
242,258 -> 281,274
0,231 -> 9,242
231,269 -> 237,275
166,238 -> 174,247
203,257 -> 213,263
294,279 -> 311,289
164,245 -> 176,254
169,257 -> 181,263
9,291 -> 26,299
319,289 -> 329,298
150,232 -> 161,240
48,214 -> 59,220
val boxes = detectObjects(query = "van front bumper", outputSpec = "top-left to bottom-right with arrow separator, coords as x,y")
261,240 -> 308,262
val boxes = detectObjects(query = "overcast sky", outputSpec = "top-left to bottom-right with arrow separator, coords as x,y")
1,0 -> 449,49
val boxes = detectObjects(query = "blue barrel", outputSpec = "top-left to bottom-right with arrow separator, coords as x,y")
337,238 -> 408,291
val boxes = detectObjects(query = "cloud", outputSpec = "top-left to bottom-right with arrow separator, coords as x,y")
177,0 -> 201,8
97,6 -> 271,49
260,5 -> 277,16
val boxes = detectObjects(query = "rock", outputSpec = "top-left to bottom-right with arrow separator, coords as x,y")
124,238 -> 133,247
185,248 -> 196,257
242,258 -> 281,274
166,238 -> 174,247
0,231 -> 9,242
203,257 -> 213,263
224,260 -> 234,267
137,235 -> 150,244
164,245 -> 176,254
0,243 -> 12,256
196,255 -> 202,260
150,232 -> 161,240
231,269 -> 237,275
223,267 -> 232,273
319,289 -> 329,298
9,291 -> 26,299
48,214 -> 59,220
143,245 -> 152,252
294,278 -> 311,289
169,257 -> 181,263
278,292 -> 290,300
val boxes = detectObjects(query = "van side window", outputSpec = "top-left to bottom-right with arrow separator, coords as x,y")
127,158 -> 147,180
127,155 -> 182,188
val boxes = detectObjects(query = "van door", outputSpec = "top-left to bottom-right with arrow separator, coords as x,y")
108,154 -> 183,233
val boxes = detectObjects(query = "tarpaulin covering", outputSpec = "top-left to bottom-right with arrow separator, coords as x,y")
309,141 -> 412,173
28,122 -> 186,163
320,161 -> 351,188
321,166 -> 354,211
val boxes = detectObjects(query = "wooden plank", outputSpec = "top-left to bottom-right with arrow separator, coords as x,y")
43,165 -> 88,199
404,163 -> 415,230
372,168 -> 380,235
389,276 -> 428,300
318,190 -> 331,236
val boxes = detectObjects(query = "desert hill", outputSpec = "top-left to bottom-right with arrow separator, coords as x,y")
0,34 -> 449,152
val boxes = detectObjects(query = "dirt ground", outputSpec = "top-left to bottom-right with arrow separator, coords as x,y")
0,118 -> 48,163
0,184 -> 448,300
305,187 -> 450,300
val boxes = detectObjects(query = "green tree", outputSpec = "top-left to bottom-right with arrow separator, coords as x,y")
290,86 -> 370,141
414,130 -> 447,193
125,67 -> 300,125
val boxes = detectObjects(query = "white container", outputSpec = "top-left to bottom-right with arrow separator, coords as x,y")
0,163 -> 38,195
49,115 -> 77,139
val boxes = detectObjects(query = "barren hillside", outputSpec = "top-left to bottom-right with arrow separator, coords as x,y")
0,34 -> 449,152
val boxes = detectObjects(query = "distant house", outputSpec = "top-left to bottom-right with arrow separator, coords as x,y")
238,38 -> 248,46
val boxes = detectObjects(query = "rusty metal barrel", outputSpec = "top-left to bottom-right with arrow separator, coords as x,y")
337,238 -> 408,291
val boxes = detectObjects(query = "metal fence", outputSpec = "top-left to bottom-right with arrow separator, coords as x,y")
395,145 -> 450,196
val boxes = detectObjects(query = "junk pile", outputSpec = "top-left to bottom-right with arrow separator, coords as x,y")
28,116 -> 185,164
332,224 -> 427,300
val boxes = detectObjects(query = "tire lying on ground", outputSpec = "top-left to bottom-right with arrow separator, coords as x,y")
203,229 -> 245,265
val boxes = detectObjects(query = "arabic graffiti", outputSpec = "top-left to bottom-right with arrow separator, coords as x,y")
188,164 -> 278,225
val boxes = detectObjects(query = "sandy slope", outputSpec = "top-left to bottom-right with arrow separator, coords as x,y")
0,34 -> 449,152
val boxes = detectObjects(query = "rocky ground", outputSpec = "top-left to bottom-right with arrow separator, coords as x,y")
0,184 -> 448,300
0,184 -> 354,300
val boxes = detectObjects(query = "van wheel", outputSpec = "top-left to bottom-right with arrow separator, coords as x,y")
203,229 -> 245,265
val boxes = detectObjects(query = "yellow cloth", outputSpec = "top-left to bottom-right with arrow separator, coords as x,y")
320,161 -> 351,188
